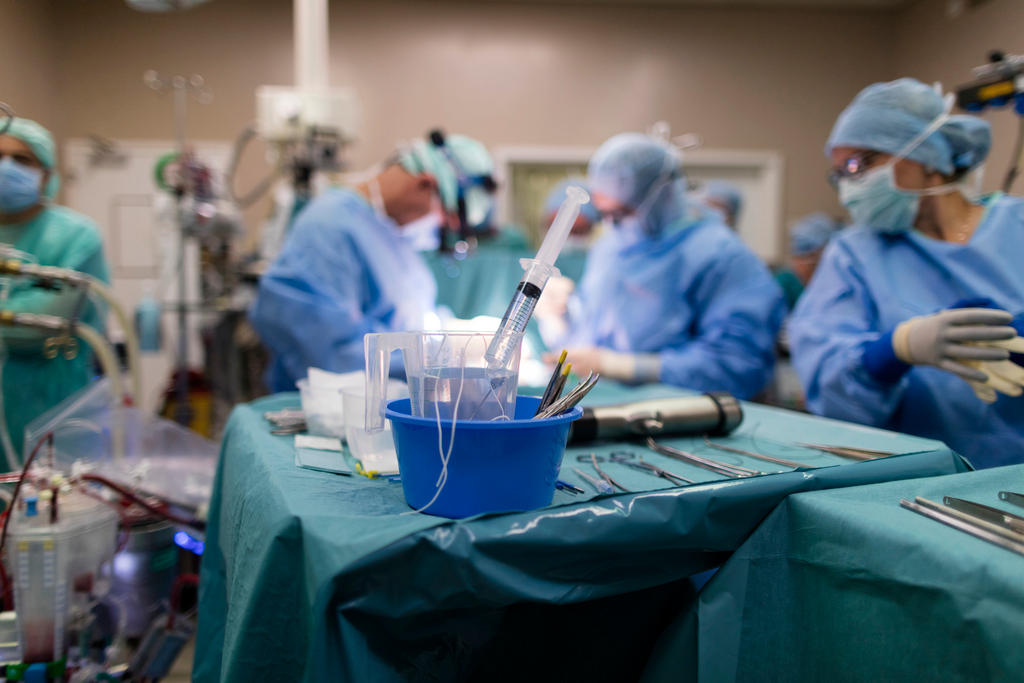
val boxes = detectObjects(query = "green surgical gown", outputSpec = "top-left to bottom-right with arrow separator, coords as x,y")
0,205 -> 110,465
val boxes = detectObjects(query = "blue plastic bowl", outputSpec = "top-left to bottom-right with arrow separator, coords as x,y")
386,395 -> 582,519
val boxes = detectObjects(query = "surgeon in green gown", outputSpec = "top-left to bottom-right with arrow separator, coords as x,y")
0,118 -> 110,464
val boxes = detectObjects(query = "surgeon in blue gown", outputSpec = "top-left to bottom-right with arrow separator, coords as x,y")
250,133 -> 494,392
790,78 -> 1024,469
544,133 -> 785,400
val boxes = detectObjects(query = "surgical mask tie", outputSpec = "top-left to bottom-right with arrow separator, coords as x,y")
367,176 -> 387,219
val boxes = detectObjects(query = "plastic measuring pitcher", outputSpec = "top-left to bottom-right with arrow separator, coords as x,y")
364,331 -> 521,432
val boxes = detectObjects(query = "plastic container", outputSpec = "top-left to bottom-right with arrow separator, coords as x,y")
7,489 -> 119,663
24,378 -> 219,510
341,383 -> 407,475
297,378 -> 346,438
365,331 -> 521,432
386,395 -> 582,519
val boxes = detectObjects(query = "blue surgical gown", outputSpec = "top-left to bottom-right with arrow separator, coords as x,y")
565,211 -> 785,399
0,206 -> 110,463
250,189 -> 437,392
789,193 -> 1024,469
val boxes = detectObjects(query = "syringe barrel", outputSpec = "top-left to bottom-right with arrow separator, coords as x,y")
534,185 -> 589,268
485,281 -> 539,367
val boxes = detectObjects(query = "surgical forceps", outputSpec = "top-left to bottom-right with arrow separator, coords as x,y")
588,451 -> 693,486
576,453 -> 630,492
645,437 -> 763,478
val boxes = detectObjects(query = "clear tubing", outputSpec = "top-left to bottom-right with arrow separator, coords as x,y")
84,277 -> 142,404
1,263 -> 142,404
75,322 -> 125,463
0,347 -> 17,470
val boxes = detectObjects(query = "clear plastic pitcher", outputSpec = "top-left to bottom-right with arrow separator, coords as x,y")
364,331 -> 521,432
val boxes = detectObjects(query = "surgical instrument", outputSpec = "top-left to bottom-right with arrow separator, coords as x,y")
265,408 -> 305,423
549,362 -> 572,408
568,393 -> 742,444
555,480 -> 584,495
702,437 -> 805,470
582,452 -> 629,492
999,491 -> 1024,509
536,349 -> 567,415
797,443 -> 894,461
265,408 -> 307,434
605,451 -> 693,486
535,372 -> 600,419
486,185 -> 590,369
902,497 -> 1024,556
944,496 -> 1024,534
572,467 -> 614,495
645,436 -> 762,478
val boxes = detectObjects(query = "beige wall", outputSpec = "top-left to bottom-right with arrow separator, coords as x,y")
0,0 -> 59,135
895,0 -> 1024,195
46,0 -> 902,230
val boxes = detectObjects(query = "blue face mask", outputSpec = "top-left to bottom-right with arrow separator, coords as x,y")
607,175 -> 675,244
838,163 -> 919,235
0,158 -> 43,213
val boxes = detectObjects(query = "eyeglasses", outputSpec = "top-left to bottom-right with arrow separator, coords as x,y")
827,151 -> 883,189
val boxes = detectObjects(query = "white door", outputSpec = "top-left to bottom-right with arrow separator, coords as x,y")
62,138 -> 231,414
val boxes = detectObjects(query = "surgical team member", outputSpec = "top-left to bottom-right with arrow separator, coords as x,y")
250,133 -> 494,392
546,133 -> 786,399
699,180 -> 743,229
0,118 -> 110,462
790,78 -> 1024,469
545,178 -> 603,249
775,212 -> 845,309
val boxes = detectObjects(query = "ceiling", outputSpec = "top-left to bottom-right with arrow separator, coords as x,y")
477,0 -> 916,8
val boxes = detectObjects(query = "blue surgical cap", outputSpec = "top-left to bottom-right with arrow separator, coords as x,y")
400,133 -> 494,227
544,179 -> 601,224
790,212 -> 844,256
702,180 -> 743,219
587,132 -> 683,207
2,117 -> 59,199
826,78 -> 991,176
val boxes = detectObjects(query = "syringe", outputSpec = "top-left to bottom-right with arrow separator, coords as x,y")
485,185 -> 590,368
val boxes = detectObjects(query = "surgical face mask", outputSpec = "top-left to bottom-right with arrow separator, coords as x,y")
0,158 -> 43,213
837,92 -> 965,234
608,173 -> 676,240
399,210 -> 443,251
838,163 -> 920,234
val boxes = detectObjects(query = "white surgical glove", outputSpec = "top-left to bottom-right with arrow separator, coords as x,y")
964,335 -> 1024,402
557,347 -> 660,383
535,276 -> 574,347
892,308 -> 1015,386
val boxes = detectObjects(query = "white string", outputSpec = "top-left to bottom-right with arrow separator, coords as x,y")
408,334 -> 467,514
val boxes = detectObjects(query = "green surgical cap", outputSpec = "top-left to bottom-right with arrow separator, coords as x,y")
399,134 -> 493,226
3,118 -> 59,199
